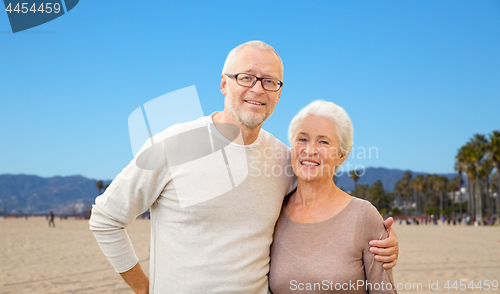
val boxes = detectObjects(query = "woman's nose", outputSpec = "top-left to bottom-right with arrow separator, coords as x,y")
304,142 -> 318,155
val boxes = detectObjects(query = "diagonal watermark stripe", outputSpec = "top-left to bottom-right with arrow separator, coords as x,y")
128,86 -> 249,208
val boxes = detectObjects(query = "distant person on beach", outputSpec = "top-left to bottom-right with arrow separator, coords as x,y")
89,41 -> 399,294
48,211 -> 55,228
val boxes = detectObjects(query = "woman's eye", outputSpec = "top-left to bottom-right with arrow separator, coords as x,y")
298,138 -> 307,142
320,141 -> 329,145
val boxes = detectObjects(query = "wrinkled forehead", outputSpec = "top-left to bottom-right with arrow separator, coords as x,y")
234,47 -> 283,79
295,115 -> 340,139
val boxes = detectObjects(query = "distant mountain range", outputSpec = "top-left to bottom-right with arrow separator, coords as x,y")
0,174 -> 109,215
334,167 -> 457,192
0,168 -> 457,215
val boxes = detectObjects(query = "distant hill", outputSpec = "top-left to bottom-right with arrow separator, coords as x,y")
0,174 -> 110,215
334,167 -> 457,193
0,168 -> 457,214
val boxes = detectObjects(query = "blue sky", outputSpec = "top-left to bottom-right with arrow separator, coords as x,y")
1,1 -> 499,180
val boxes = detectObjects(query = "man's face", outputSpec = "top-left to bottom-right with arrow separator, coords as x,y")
220,47 -> 282,129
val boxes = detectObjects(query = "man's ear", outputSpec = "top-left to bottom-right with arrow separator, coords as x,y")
277,88 -> 281,102
220,74 -> 227,96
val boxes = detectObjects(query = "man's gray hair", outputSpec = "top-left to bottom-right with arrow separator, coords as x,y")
222,40 -> 284,79
288,100 -> 354,170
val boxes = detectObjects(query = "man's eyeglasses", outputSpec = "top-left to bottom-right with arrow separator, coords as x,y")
226,73 -> 283,92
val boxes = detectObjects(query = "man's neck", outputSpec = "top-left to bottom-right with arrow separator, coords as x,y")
212,111 -> 262,145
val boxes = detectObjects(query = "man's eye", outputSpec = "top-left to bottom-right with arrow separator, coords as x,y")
239,75 -> 252,81
263,79 -> 277,85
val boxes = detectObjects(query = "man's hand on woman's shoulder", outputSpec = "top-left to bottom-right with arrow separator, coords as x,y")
369,217 -> 399,269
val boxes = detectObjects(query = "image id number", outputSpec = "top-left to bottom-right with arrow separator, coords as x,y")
443,280 -> 498,291
5,3 -> 61,14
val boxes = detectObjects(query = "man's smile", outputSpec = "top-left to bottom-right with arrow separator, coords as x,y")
244,99 -> 265,106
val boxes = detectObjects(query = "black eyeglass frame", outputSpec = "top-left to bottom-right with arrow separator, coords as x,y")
225,73 -> 283,92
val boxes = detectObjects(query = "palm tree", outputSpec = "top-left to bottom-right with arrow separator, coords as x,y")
447,176 -> 461,217
489,130 -> 500,224
456,143 -> 478,224
349,170 -> 361,194
410,175 -> 426,214
355,184 -> 369,199
454,131 -> 500,225
470,134 -> 488,225
432,176 -> 448,218
478,158 -> 493,218
394,171 -> 412,215
96,180 -> 104,195
454,155 -> 465,219
369,180 -> 389,211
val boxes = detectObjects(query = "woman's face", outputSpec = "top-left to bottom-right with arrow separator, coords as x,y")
291,115 -> 345,183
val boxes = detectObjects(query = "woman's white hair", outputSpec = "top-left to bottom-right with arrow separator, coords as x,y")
222,40 -> 284,79
288,100 -> 353,170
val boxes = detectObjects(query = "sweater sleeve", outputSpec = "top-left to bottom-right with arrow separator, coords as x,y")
89,138 -> 171,273
360,201 -> 397,294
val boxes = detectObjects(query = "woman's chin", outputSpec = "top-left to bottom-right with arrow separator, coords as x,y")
297,172 -> 327,184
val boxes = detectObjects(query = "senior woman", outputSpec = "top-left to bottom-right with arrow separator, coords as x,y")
269,100 -> 396,294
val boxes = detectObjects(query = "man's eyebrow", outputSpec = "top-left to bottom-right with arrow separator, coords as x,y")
262,73 -> 280,79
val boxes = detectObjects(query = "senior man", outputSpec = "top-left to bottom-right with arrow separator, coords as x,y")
90,41 -> 399,294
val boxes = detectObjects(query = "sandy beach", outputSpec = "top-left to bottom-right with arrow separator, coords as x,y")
1,217 -> 499,294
